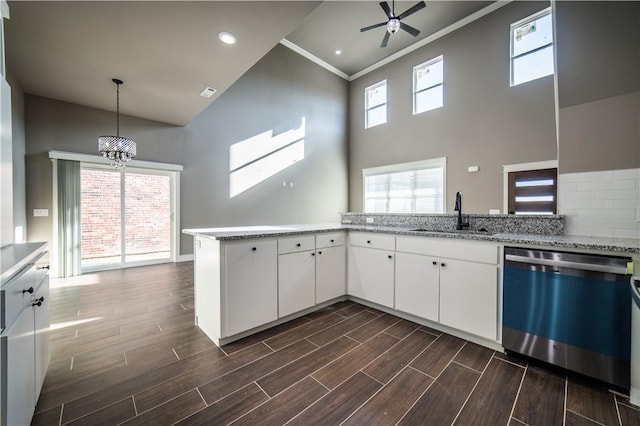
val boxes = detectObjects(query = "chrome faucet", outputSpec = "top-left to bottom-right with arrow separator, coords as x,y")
454,191 -> 469,231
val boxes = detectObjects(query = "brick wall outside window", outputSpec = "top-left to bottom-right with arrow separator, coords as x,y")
81,169 -> 170,261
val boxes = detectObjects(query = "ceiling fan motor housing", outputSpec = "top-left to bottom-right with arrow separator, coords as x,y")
387,18 -> 400,34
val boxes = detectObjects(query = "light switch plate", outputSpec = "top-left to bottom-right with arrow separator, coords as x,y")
33,209 -> 49,217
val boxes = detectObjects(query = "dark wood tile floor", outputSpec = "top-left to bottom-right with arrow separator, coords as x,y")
32,262 -> 640,426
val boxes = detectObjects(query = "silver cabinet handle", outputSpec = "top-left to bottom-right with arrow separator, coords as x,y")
630,276 -> 640,309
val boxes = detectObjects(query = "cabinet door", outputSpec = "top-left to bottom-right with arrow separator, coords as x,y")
34,278 -> 50,399
347,246 -> 394,308
395,252 -> 439,322
2,307 -> 36,426
224,240 -> 278,336
439,258 -> 498,340
278,251 -> 316,317
316,245 -> 345,304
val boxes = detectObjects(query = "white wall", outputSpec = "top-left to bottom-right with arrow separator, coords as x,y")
559,168 -> 640,239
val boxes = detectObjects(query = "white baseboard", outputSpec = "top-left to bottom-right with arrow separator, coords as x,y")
177,254 -> 194,262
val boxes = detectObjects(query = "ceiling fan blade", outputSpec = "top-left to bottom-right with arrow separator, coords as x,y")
379,1 -> 394,19
400,22 -> 421,37
381,31 -> 391,48
397,1 -> 426,20
360,21 -> 387,32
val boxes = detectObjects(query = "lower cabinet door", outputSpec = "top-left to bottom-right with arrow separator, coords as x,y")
347,246 -> 395,308
2,307 -> 36,426
439,258 -> 498,340
315,246 -> 345,304
224,240 -> 278,336
395,252 -> 439,322
278,251 -> 316,317
34,278 -> 51,399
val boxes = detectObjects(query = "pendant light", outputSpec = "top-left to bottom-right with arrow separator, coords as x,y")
98,78 -> 136,168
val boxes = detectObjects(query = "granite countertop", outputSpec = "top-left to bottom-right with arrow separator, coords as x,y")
1,242 -> 48,286
183,224 -> 640,254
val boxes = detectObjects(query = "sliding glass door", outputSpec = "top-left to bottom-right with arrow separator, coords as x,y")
80,165 -> 173,271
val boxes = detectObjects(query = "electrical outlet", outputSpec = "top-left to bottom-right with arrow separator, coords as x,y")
366,217 -> 374,224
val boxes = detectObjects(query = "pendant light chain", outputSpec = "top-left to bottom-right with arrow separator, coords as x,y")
116,81 -> 120,137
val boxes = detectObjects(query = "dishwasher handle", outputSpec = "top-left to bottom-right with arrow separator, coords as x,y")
631,276 -> 640,309
505,254 -> 628,275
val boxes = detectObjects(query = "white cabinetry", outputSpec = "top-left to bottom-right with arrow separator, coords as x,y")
395,236 -> 498,341
315,233 -> 345,304
194,236 -> 278,344
395,252 -> 439,322
439,258 -> 497,340
1,245 -> 50,426
348,233 -> 395,308
278,236 -> 316,318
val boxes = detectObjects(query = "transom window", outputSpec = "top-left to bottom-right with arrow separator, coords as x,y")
510,8 -> 554,86
363,158 -> 446,213
365,80 -> 387,129
413,55 -> 444,114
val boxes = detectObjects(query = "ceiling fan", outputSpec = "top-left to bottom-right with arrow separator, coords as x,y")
360,1 -> 427,48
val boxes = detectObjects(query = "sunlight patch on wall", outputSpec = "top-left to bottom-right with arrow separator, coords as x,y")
229,117 -> 306,198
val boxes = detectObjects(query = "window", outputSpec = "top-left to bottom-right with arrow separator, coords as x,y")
365,80 -> 387,128
363,158 -> 446,213
80,166 -> 174,271
413,56 -> 444,114
510,8 -> 554,86
507,168 -> 557,215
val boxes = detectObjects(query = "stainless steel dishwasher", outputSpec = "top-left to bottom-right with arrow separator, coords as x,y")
503,247 -> 633,389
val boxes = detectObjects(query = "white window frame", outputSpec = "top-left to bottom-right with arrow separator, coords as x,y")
413,55 -> 444,115
364,80 -> 387,129
363,157 -> 447,214
510,7 -> 554,87
503,159 -> 558,214
49,150 -> 182,276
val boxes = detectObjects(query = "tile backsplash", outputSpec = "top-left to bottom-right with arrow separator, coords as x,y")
558,168 -> 640,239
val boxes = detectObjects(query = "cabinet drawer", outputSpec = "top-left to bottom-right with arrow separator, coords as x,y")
278,235 -> 315,254
396,236 -> 497,264
1,264 -> 36,331
348,232 -> 395,251
316,232 -> 345,249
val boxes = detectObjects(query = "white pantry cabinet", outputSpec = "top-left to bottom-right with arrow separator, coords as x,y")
347,232 -> 396,308
394,252 -> 440,322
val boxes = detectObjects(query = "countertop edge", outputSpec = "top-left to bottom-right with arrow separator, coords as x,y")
182,225 -> 640,254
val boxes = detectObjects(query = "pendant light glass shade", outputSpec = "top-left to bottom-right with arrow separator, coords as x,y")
98,79 -> 136,168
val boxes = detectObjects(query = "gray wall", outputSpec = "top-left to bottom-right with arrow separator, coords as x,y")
24,44 -> 349,255
348,1 -> 557,214
556,1 -> 640,173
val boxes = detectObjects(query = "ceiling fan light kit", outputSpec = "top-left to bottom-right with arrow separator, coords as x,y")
360,0 -> 427,48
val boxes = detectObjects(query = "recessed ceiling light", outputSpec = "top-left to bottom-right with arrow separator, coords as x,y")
335,50 -> 342,55
200,87 -> 217,98
218,32 -> 237,45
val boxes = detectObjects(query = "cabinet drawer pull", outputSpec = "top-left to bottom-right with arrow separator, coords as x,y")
441,263 -> 446,267
252,247 -> 257,251
32,296 -> 44,307
296,243 -> 301,247
311,252 -> 315,256
330,239 -> 334,243
388,255 -> 393,259
22,287 -> 34,294
317,251 -> 322,255
37,265 -> 50,270
367,240 -> 371,244
432,261 -> 437,266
